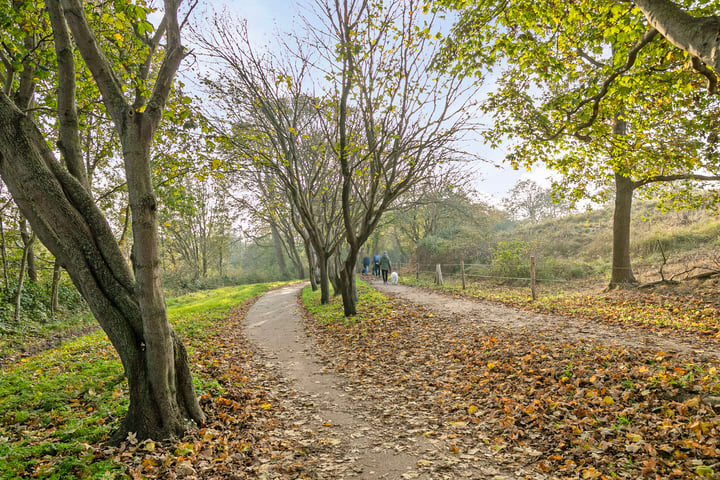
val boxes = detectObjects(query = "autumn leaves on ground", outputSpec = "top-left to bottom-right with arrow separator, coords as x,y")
1,279 -> 720,479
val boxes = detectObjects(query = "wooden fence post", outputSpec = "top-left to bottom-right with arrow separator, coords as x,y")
530,255 -> 536,301
461,260 -> 466,290
435,263 -> 443,285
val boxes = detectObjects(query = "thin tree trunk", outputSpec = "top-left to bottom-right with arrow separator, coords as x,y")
270,221 -> 289,279
13,234 -> 31,323
0,209 -> 8,292
19,217 -> 37,282
50,259 -> 62,315
280,224 -> 305,279
305,242 -> 318,291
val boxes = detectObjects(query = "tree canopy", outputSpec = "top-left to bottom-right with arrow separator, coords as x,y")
437,0 -> 720,286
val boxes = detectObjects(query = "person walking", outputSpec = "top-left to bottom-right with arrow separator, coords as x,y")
373,253 -> 381,277
362,255 -> 370,274
379,251 -> 392,284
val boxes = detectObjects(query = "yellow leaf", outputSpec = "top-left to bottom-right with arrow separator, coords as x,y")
260,403 -> 272,410
467,405 -> 478,415
582,467 -> 601,479
626,433 -> 643,443
603,396 -> 615,405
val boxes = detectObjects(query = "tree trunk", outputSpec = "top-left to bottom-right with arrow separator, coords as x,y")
13,234 -> 30,323
282,226 -> 305,279
608,114 -> 638,289
270,221 -> 289,279
339,254 -> 359,316
0,209 -> 8,292
19,217 -> 37,282
317,251 -> 330,304
329,255 -> 342,297
609,172 -> 638,288
121,114 -> 204,441
0,95 -> 204,443
305,242 -> 318,291
50,258 -> 61,315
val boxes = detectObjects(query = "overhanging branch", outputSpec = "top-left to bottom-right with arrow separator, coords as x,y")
634,173 -> 720,188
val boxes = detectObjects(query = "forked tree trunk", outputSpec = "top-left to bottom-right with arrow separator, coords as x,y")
121,114 -> 204,441
0,95 -> 204,443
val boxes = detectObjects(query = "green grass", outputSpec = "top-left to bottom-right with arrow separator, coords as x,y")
302,280 -> 392,324
0,310 -> 97,359
0,282 -> 280,480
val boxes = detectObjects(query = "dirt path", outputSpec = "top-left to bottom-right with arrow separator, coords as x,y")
372,279 -> 719,362
243,283 -> 525,479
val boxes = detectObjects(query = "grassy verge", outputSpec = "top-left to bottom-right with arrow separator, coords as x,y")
0,282 -> 281,480
301,280 -> 392,325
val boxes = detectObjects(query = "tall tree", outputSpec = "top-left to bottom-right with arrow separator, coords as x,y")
438,0 -> 720,287
316,0 -> 477,315
197,21 -> 347,303
502,180 -> 571,224
199,0 -> 475,313
0,0 -> 203,442
159,176 -> 233,281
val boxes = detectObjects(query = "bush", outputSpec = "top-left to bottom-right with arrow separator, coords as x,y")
491,241 -> 531,280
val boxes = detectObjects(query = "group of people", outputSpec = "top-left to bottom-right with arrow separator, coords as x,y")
362,251 -> 392,284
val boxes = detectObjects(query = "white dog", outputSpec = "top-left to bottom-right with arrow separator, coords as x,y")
390,271 -> 398,285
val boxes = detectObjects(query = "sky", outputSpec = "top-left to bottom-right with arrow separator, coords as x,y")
197,0 -> 553,203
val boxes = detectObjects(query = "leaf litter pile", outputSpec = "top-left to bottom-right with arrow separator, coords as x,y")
304,290 -> 720,479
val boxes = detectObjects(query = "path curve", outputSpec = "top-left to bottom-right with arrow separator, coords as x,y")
244,283 -> 508,479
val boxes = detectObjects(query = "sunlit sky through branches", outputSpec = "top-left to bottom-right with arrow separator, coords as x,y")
191,0 -> 553,203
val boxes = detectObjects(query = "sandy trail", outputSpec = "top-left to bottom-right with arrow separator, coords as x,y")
373,279 -> 719,362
